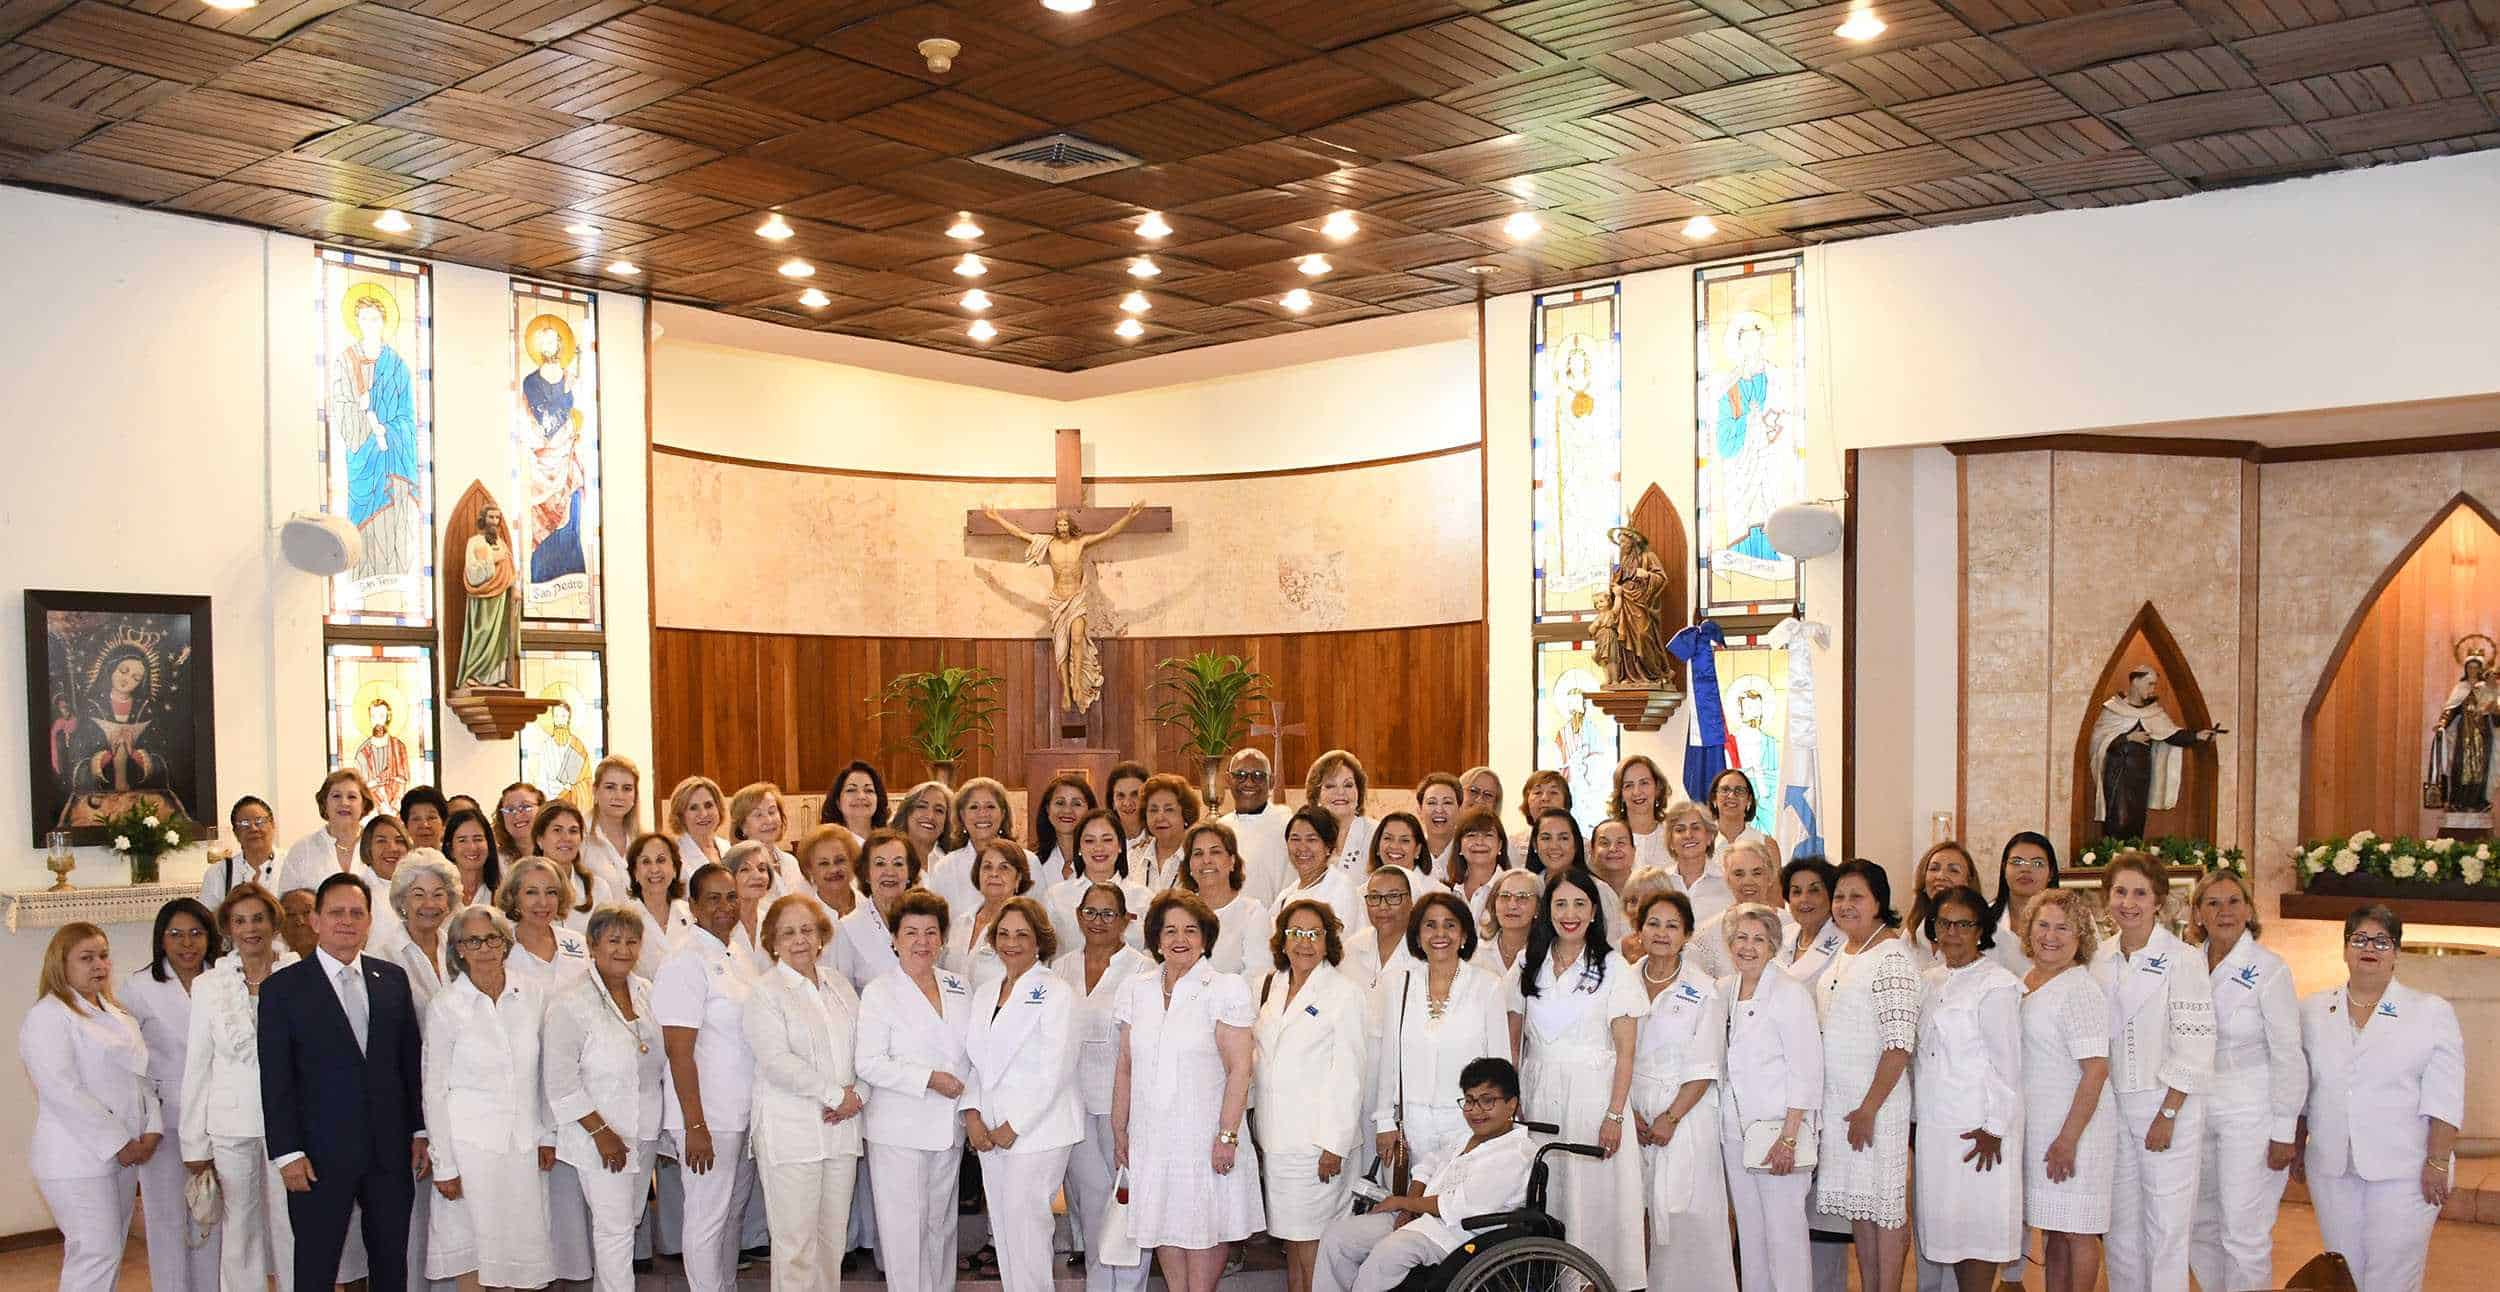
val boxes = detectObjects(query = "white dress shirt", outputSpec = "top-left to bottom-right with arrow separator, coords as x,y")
652,926 -> 758,1135
1218,806 -> 1294,905
545,971 -> 666,1165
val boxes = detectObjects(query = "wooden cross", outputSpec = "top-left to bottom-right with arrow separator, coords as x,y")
1249,700 -> 1309,778
965,427 -> 1175,539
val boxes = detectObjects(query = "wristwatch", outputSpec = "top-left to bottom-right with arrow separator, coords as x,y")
2158,1107 -> 2179,1121
1603,1110 -> 1626,1124
1216,1130 -> 1240,1146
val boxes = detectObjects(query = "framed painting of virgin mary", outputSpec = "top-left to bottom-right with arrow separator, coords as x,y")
24,590 -> 218,846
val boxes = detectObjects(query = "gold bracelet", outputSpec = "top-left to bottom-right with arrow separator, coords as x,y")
2427,1158 -> 2451,1174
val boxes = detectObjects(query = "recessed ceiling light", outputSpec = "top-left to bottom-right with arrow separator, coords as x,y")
1682,215 -> 1718,240
1119,291 -> 1150,314
1506,177 -> 1536,199
607,260 -> 639,276
954,254 -> 987,277
1137,212 -> 1172,240
1503,211 -> 1542,240
200,0 -> 258,10
562,220 -> 598,237
1835,6 -> 1886,40
1128,257 -> 1160,279
1297,254 -> 1331,276
969,319 -> 998,342
1115,317 -> 1144,339
757,212 -> 793,240
778,259 -> 815,278
798,288 -> 830,309
1045,0 -> 1095,12
961,288 -> 992,312
947,212 -> 983,240
1465,265 -> 1498,276
1280,288 -> 1313,312
372,208 -> 411,234
1321,210 -> 1358,240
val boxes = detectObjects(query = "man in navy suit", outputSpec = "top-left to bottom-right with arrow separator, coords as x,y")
260,872 -> 428,1292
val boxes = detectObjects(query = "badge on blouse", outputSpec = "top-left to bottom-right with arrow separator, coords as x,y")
2376,999 -> 2399,1019
942,975 -> 967,995
2141,955 -> 2168,975
1026,983 -> 1048,1004
2233,965 -> 2260,990
1674,983 -> 1704,1004
1305,1004 -> 1320,1017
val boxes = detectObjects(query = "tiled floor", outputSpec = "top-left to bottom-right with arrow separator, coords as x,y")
2,1203 -> 2492,1290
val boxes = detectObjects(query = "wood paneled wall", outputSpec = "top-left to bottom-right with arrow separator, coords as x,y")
652,623 -> 1488,800
2302,500 -> 2500,839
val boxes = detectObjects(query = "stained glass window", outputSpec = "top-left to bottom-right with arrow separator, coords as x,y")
326,643 -> 438,809
1695,256 -> 1806,619
1711,643 -> 1789,837
512,281 -> 601,627
318,248 -> 435,627
520,648 -> 606,811
1534,640 -> 1619,835
1531,283 -> 1623,620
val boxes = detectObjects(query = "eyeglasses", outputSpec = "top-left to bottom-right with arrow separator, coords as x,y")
456,934 -> 509,950
1077,907 -> 1123,921
1456,1094 -> 1511,1112
1363,893 -> 1409,907
2005,857 -> 2050,870
1935,918 -> 1979,933
2346,934 -> 2397,953
498,805 -> 533,817
1228,770 -> 1270,782
233,816 -> 274,830
1281,927 -> 1325,942
1495,891 -> 1538,903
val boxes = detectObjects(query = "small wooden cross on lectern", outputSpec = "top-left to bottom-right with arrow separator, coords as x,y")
967,428 -> 1173,738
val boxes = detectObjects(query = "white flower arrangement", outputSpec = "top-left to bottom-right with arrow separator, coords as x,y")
2391,854 -> 2418,879
141,815 -> 160,829
2332,849 -> 2360,875
2297,833 -> 2496,894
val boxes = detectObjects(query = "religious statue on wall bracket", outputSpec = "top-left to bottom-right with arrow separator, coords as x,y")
2427,634 -> 2498,828
1584,483 -> 1689,732
440,480 -> 555,740
2088,664 -> 2226,842
981,500 -> 1148,716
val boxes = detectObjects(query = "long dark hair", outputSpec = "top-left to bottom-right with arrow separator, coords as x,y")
148,897 -> 223,982
1519,867 -> 1612,998
1031,773 -> 1099,871
1106,760 -> 1152,841
1989,831 -> 2060,926
823,760 -> 890,834
444,806 -> 502,899
1072,807 -> 1129,879
1530,807 -> 1586,874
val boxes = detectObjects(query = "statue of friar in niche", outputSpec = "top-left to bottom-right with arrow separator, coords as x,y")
2427,635 -> 2498,825
981,500 -> 1147,716
1594,526 -> 1673,687
2089,665 -> 2224,841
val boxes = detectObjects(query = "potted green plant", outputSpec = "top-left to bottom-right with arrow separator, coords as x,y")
870,666 -> 1003,786
1152,652 -> 1273,808
99,801 -> 192,885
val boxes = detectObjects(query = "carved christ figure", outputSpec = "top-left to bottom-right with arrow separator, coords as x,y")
982,500 -> 1148,715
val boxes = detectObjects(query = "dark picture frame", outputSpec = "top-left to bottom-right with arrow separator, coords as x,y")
24,590 -> 217,847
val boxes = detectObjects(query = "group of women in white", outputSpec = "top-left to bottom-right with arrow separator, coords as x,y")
16,748 -> 2468,1292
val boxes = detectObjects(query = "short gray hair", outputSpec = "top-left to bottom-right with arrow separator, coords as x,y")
445,905 -> 515,980
583,902 -> 645,949
389,849 -> 462,919
723,839 -> 778,884
1722,901 -> 1785,951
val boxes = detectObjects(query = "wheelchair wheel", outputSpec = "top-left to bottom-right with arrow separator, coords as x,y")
1441,1235 -> 1618,1292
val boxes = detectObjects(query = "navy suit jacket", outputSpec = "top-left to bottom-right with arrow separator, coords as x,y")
258,951 -> 425,1179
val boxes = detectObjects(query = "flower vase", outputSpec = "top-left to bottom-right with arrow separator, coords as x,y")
129,851 -> 159,885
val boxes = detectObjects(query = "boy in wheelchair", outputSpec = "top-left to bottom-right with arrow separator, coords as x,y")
1315,1058 -> 1538,1292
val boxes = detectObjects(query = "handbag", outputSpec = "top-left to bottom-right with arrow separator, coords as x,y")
183,1165 -> 223,1245
1094,1168 -> 1143,1267
1742,1119 -> 1816,1172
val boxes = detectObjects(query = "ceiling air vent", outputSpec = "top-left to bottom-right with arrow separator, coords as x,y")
971,134 -> 1143,184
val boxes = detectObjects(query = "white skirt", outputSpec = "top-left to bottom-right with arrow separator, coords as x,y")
427,1145 -> 556,1286
1260,1145 -> 1355,1242
1128,1129 -> 1265,1249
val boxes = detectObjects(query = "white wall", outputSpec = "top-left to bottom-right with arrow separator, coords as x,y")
0,185 -> 650,1236
653,308 -> 1481,475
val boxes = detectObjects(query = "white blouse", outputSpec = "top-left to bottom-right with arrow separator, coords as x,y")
2205,933 -> 2306,1139
1054,944 -> 1156,1117
1371,960 -> 1512,1132
421,974 -> 552,1175
505,924 -> 593,995
1915,957 -> 2024,1137
544,972 -> 666,1161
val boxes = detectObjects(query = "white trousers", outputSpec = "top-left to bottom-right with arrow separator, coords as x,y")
983,1145 -> 1075,1292
2189,1092 -> 2290,1292
578,1140 -> 659,1292
2307,1169 -> 2440,1292
2108,1091 -> 2202,1292
638,1154 -> 683,1259
1066,1112 -> 1150,1292
38,1169 -> 136,1292
137,1122 -> 219,1292
1648,1158 -> 1737,1292
868,1141 -> 963,1292
760,1153 -> 858,1292
674,1128 -> 758,1292
546,1158 -> 596,1281
211,1135 -> 296,1292
1316,1211 -> 1450,1292
1723,1129 -> 1814,1292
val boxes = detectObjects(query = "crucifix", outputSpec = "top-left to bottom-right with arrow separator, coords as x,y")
1248,700 -> 1308,779
968,428 -> 1172,737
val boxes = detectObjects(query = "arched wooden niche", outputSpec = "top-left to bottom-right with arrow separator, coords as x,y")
1630,481 -> 1690,656
2300,493 -> 2500,840
2068,602 -> 2218,860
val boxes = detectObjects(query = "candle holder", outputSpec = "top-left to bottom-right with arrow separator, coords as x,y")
45,831 -> 75,892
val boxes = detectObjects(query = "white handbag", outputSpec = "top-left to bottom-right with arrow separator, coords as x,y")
183,1166 -> 224,1245
1094,1168 -> 1143,1267
1742,1119 -> 1816,1172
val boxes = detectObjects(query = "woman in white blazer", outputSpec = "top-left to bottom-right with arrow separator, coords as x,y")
23,922 -> 161,1292
502,855 -> 594,993
2184,872 -> 2304,1292
121,897 -> 223,1292
1046,809 -> 1152,956
1306,750 -> 1375,878
546,904 -> 668,1292
423,904 -> 557,1289
2297,904 -> 2465,1292
668,774 -> 732,876
1274,806 -> 1362,940
622,831 -> 692,980
1716,903 -> 1822,1292
744,894 -> 868,1292
856,890 -> 977,1292
1374,892 -> 1514,1171
1255,899 -> 1371,1292
180,884 -> 298,1292
390,851 -> 461,1011
2091,854 -> 2215,1292
840,829 -> 920,990
1055,882 -> 1155,1292
964,897 -> 1084,1292
1182,822 -> 1273,979
1629,891 -> 1735,1292
276,767 -> 376,895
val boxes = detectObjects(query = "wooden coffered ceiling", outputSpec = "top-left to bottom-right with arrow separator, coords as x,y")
3,1 -> 2497,371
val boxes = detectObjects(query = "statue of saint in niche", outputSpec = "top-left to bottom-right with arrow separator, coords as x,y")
2427,635 -> 2499,826
2088,665 -> 2223,841
1594,526 -> 1673,687
455,501 -> 520,689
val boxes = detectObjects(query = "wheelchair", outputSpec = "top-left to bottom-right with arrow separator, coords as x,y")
1394,1120 -> 1619,1292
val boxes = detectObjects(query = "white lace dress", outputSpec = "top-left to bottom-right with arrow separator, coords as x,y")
1116,960 -> 1265,1248
1812,937 -> 1919,1226
2022,966 -> 2118,1234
